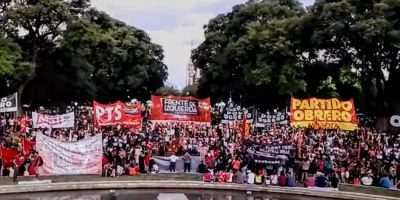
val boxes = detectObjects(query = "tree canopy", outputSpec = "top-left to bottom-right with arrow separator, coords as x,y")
0,0 -> 167,108
192,0 -> 400,114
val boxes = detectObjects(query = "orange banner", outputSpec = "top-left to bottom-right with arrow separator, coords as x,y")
151,95 -> 211,122
290,97 -> 358,130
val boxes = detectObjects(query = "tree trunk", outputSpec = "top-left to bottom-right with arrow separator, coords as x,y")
17,47 -> 39,115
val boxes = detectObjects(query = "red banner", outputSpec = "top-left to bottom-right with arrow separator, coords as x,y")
93,101 -> 141,128
1,147 -> 18,167
151,95 -> 211,122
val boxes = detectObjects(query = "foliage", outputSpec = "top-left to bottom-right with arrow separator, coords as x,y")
193,0 -> 400,113
0,0 -> 167,108
181,84 -> 198,97
155,85 -> 181,96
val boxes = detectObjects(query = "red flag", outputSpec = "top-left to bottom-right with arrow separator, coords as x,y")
23,140 -> 35,153
20,115 -> 28,134
1,147 -> 18,167
241,112 -> 249,139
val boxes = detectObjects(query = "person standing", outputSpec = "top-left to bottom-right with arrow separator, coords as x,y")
183,152 -> 191,173
169,153 -> 178,172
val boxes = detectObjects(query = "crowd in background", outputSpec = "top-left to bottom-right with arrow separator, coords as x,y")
0,106 -> 399,190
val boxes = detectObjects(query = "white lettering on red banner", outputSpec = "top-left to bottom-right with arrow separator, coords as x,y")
93,101 -> 141,128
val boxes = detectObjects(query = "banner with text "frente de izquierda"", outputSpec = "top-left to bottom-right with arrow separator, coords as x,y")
151,95 -> 211,122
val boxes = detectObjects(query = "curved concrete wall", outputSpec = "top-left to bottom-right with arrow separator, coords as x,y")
0,181 -> 398,200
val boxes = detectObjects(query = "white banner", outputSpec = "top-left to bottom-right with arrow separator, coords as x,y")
32,112 -> 75,128
36,132 -> 102,175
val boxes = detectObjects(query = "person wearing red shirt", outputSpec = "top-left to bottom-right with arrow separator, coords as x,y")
205,153 -> 213,168
203,170 -> 213,182
217,170 -> 225,183
232,158 -> 241,172
278,171 -> 287,186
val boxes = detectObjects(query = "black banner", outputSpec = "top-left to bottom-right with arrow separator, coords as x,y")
221,103 -> 254,122
162,98 -> 199,115
0,93 -> 17,113
247,143 -> 295,166
256,111 -> 288,126
257,144 -> 294,156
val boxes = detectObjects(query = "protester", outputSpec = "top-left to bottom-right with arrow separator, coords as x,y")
287,172 -> 295,187
247,170 -> 255,184
169,154 -> 178,172
330,173 -> 340,188
380,174 -> 392,189
304,174 -> 315,187
316,173 -> 327,188
278,171 -> 287,186
0,103 -> 398,192
361,174 -> 373,186
183,152 -> 191,173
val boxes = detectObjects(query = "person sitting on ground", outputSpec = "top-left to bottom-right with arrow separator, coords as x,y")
255,172 -> 264,185
197,161 -> 207,173
270,173 -> 278,185
304,173 -> 315,187
316,172 -> 327,188
397,181 -> 400,189
330,173 -> 340,188
361,173 -> 373,186
235,170 -> 244,184
217,170 -> 225,183
380,174 -> 392,189
203,170 -> 213,182
286,172 -> 295,187
265,176 -> 271,185
128,164 -> 138,176
278,171 -> 287,187
247,170 -> 255,184
225,170 -> 233,183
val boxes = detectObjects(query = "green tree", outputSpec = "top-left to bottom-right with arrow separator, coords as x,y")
308,0 -> 400,114
155,85 -> 181,96
0,38 -> 33,96
182,84 -> 198,97
192,0 -> 307,109
0,1 -> 168,109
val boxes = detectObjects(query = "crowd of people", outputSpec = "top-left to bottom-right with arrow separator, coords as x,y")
0,106 -> 399,190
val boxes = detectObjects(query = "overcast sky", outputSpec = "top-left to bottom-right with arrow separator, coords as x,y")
91,0 -> 315,89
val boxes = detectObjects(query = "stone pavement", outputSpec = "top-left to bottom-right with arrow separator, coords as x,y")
0,173 -> 203,185
0,180 -> 399,200
0,174 -> 399,200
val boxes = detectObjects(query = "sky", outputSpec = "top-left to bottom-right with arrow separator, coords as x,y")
91,0 -> 315,89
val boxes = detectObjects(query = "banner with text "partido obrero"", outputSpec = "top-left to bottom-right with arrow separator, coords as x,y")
290,97 -> 358,130
151,95 -> 211,122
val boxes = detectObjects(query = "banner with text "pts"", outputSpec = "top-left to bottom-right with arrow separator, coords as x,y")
290,97 -> 358,131
93,101 -> 141,128
36,132 -> 102,175
151,95 -> 211,122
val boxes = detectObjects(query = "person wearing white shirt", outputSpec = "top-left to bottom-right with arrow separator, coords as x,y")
169,154 -> 178,172
361,175 -> 373,186
247,170 -> 255,184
